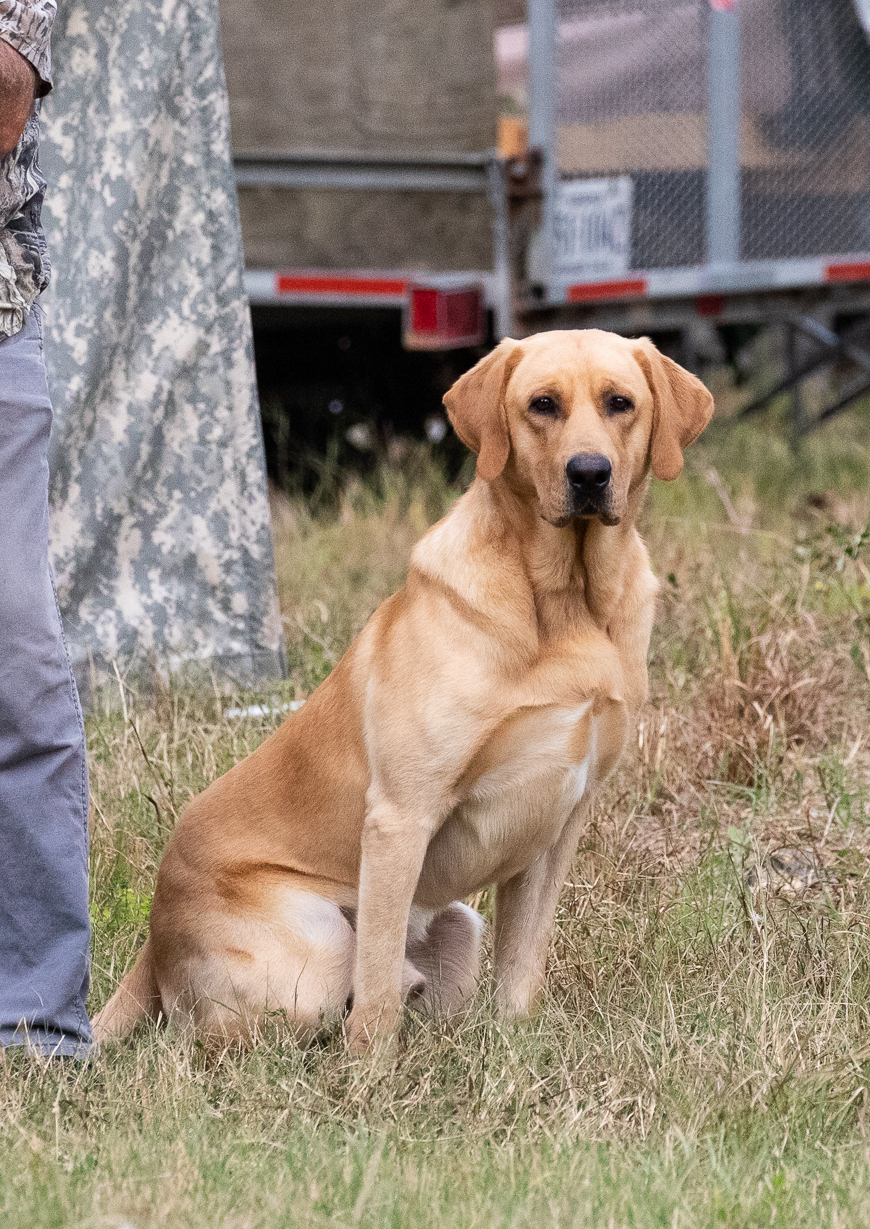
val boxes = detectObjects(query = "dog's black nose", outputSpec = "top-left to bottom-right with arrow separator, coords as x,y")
566,453 -> 611,491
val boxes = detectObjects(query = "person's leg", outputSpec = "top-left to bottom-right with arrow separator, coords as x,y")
0,302 -> 92,1058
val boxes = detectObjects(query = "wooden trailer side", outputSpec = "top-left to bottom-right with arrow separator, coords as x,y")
219,0 -> 499,273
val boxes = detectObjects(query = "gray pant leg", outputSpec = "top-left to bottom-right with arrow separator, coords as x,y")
0,303 -> 92,1057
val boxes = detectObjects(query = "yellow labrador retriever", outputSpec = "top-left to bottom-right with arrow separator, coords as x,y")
94,329 -> 713,1053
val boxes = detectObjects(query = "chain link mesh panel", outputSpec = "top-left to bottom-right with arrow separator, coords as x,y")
556,0 -> 708,270
741,0 -> 870,260
555,0 -> 870,271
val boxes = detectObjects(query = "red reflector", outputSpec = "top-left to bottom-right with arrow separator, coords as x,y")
411,287 -> 439,333
404,284 -> 485,350
275,274 -> 407,296
825,261 -> 870,284
695,294 -> 726,317
566,278 -> 648,303
444,289 -> 481,336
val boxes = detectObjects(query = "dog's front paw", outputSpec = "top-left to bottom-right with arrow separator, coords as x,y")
346,1015 -> 374,1057
345,1001 -> 400,1056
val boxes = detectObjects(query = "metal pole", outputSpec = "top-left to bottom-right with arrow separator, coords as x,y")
527,0 -> 558,295
486,155 -> 515,339
707,1 -> 741,266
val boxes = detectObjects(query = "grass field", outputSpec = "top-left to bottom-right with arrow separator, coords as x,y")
3,395 -> 870,1228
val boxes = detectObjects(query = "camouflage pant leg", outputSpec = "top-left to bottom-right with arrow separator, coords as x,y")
0,301 -> 92,1058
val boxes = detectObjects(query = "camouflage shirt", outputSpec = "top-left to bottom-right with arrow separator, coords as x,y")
0,0 -> 55,338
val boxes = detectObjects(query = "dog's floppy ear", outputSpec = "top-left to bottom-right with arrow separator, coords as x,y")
443,339 -> 520,482
634,338 -> 715,481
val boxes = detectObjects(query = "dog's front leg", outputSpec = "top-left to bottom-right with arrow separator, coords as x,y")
493,804 -> 588,1018
347,797 -> 432,1055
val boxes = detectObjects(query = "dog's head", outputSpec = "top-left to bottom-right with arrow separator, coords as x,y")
443,329 -> 714,528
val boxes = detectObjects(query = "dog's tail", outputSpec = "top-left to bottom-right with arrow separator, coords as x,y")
92,938 -> 163,1041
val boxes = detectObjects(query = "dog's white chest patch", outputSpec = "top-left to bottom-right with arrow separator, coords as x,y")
468,700 -> 594,799
417,701 -> 596,906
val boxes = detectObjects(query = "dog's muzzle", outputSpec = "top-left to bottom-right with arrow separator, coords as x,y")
565,453 -> 617,522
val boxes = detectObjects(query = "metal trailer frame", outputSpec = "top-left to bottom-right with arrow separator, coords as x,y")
522,0 -> 870,432
236,149 -> 514,343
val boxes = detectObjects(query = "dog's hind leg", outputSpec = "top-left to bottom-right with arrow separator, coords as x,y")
155,888 -> 356,1049
405,902 -> 484,1020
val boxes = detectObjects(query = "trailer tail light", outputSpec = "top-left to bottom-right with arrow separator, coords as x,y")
404,283 -> 486,350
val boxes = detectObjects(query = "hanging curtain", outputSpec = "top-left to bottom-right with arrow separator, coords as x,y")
39,0 -> 285,694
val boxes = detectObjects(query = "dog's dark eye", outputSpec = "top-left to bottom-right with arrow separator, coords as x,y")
530,396 -> 557,416
608,394 -> 634,414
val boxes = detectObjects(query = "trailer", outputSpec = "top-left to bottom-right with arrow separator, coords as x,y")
220,0 -> 511,344
515,0 -> 870,430
217,0 -> 517,475
220,0 -> 870,441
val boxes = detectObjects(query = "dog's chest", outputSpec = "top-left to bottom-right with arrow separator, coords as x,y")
416,701 -> 598,906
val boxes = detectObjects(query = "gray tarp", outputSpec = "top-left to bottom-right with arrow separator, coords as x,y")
39,0 -> 285,693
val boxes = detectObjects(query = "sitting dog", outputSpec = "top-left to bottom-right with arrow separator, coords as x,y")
94,329 -> 713,1053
